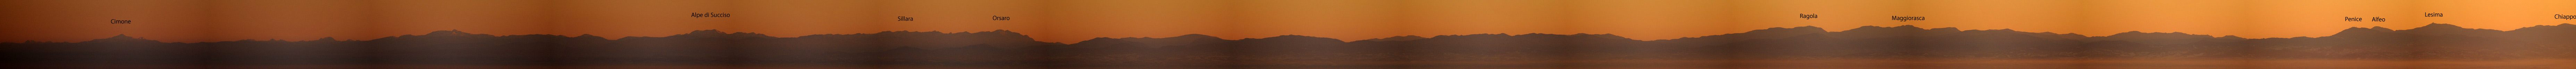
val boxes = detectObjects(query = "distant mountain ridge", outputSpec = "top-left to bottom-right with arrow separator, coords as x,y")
6,23 -> 2574,69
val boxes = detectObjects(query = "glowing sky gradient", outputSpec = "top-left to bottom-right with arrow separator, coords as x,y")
4,0 -> 2574,43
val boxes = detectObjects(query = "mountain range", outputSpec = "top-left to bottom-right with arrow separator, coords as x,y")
5,23 -> 2571,69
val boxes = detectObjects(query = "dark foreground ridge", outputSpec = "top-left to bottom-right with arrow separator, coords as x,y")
7,23 -> 2576,69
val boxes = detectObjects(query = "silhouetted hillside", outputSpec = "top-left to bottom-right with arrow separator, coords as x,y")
7,23 -> 2576,69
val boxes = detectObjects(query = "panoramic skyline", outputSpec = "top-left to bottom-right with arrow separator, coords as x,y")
11,23 -> 2576,69
4,0 -> 2573,43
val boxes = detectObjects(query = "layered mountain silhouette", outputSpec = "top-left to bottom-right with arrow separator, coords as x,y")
6,23 -> 2574,69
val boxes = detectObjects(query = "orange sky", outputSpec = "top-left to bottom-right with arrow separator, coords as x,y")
6,0 -> 2575,43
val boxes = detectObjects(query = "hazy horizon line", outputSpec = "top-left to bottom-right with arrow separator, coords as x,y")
17,23 -> 2554,43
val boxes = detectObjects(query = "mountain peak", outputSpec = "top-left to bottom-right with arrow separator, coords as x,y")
1569,33 -> 1636,40
426,30 -> 475,36
313,37 -> 337,41
1172,34 -> 1218,38
2329,27 -> 2398,37
1845,25 -> 1927,32
1260,35 -> 1336,40
2097,31 -> 2219,43
1516,33 -> 1559,36
2109,31 -> 2165,35
108,34 -> 134,39
572,34 -> 605,39
1927,27 -> 1961,31
973,30 -> 1026,35
2418,23 -> 2465,29
1074,37 -> 1134,45
86,34 -> 161,43
1792,26 -> 1823,29
688,30 -> 727,34
1272,35 -> 1315,38
1748,26 -> 1831,33
1364,36 -> 1429,41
